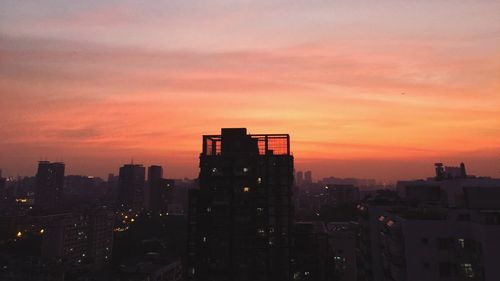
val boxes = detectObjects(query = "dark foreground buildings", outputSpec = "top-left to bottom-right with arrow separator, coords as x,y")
187,128 -> 294,281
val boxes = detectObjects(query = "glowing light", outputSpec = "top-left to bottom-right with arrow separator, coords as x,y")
243,187 -> 250,192
40,229 -> 45,234
16,231 -> 22,238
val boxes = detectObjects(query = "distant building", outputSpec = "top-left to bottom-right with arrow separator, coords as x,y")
35,161 -> 65,210
146,165 -> 176,213
397,163 -> 500,208
305,171 -> 313,184
325,184 -> 360,207
296,171 -> 304,186
117,164 -> 145,210
0,171 -> 6,199
41,207 -> 114,267
187,128 -> 294,281
435,162 -> 467,180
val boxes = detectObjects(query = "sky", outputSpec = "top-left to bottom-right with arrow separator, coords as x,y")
1,0 -> 500,182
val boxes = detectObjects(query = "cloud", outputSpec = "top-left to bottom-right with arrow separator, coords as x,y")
0,31 -> 499,180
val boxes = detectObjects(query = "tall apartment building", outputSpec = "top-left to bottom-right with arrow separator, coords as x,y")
187,128 -> 294,281
117,164 -> 145,211
146,165 -> 175,213
35,161 -> 65,210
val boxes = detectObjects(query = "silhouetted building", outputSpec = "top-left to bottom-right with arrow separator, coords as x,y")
304,171 -> 313,184
435,162 -> 467,180
35,161 -> 65,210
117,164 -> 145,210
325,184 -> 360,206
145,165 -> 175,213
327,222 -> 358,281
292,222 -> 333,281
187,128 -> 294,281
397,166 -> 500,208
41,207 -> 114,267
146,165 -> 163,211
296,171 -> 304,186
0,170 -> 6,202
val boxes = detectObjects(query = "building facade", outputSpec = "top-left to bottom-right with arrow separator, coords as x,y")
117,164 -> 145,211
187,128 -> 294,281
35,161 -> 65,210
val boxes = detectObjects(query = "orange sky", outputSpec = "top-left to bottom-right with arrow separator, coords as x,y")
1,1 -> 500,181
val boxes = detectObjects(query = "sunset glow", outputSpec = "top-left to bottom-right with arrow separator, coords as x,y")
1,1 -> 500,181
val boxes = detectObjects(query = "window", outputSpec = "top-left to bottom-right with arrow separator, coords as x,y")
458,238 -> 465,249
243,187 -> 250,192
460,263 -> 474,278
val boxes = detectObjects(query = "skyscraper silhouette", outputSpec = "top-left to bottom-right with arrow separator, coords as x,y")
117,164 -> 145,211
35,161 -> 65,210
146,165 -> 175,212
187,128 -> 294,281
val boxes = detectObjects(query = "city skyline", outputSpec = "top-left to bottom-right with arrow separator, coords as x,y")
2,1 -> 500,181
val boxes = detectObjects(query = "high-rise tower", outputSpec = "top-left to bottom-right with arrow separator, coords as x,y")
35,161 -> 65,209
187,128 -> 294,281
117,164 -> 145,211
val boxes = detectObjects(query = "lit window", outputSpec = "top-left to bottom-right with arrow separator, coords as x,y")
460,263 -> 474,278
243,187 -> 250,192
257,177 -> 262,184
16,231 -> 22,238
378,216 -> 385,222
202,237 -> 207,242
243,168 -> 249,173
206,207 -> 211,213
458,238 -> 465,248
